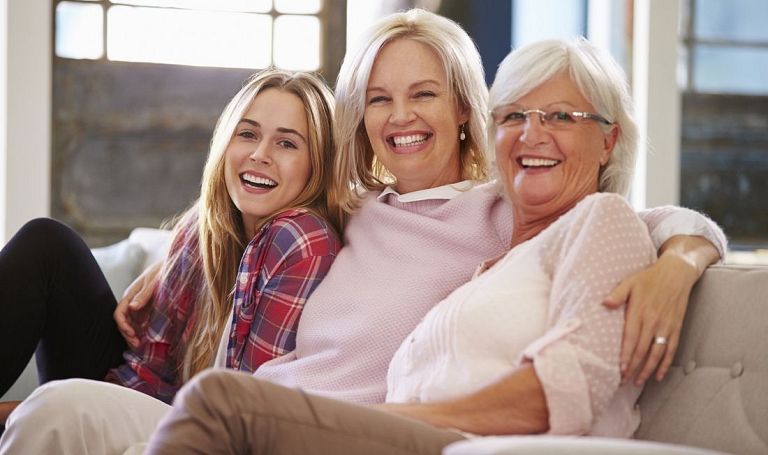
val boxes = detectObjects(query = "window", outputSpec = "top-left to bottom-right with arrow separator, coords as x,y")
679,0 -> 768,252
55,0 -> 323,70
680,0 -> 768,94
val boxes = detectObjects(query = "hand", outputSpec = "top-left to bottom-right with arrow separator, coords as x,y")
0,401 -> 21,425
603,253 -> 699,386
114,260 -> 163,349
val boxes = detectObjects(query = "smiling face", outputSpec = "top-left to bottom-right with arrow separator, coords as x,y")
224,88 -> 312,235
495,72 -> 618,227
363,38 -> 469,194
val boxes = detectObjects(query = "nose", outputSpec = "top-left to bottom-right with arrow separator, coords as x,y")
519,113 -> 550,147
249,140 -> 272,164
389,98 -> 416,125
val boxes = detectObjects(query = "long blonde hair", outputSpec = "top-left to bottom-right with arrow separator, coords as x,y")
160,69 -> 337,381
331,9 -> 490,216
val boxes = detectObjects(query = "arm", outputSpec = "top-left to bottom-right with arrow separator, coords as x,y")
114,260 -> 163,348
378,364 -> 548,435
230,213 -> 340,372
605,206 -> 725,385
0,401 -> 21,425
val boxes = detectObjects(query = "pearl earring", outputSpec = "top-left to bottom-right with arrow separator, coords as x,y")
459,124 -> 466,141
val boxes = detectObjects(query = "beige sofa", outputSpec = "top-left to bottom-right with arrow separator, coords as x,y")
445,264 -> 768,455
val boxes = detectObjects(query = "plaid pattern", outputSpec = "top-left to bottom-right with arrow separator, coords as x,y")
105,209 -> 340,403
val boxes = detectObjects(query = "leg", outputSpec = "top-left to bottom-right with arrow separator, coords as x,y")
0,218 -> 126,394
0,379 -> 171,455
145,370 -> 466,455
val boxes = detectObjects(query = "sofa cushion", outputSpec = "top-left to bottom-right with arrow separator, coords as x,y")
636,265 -> 768,455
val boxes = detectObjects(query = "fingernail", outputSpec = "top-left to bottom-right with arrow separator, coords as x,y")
620,362 -> 627,373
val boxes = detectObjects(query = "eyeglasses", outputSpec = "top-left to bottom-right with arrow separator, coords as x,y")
491,107 -> 614,130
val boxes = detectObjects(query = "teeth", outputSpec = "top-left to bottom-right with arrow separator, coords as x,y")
521,158 -> 559,167
242,174 -> 277,187
392,134 -> 428,147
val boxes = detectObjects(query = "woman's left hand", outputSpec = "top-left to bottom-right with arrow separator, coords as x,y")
602,253 -> 700,386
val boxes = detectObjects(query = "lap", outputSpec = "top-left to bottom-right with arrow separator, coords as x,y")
0,379 -> 170,455
147,370 -> 465,455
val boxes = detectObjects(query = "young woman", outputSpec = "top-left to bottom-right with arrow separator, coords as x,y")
0,69 -> 340,426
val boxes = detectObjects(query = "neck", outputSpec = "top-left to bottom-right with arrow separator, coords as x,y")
510,202 -> 576,248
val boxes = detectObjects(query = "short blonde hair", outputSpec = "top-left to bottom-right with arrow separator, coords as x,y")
332,9 -> 490,214
489,37 -> 637,196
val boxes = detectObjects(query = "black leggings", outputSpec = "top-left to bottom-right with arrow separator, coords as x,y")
0,218 -> 127,396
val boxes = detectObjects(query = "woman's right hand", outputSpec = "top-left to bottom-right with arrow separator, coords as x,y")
114,260 -> 163,349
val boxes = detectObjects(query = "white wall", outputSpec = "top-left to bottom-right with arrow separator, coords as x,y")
0,0 -> 51,243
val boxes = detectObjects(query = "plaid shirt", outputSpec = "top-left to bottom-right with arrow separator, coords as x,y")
105,208 -> 340,403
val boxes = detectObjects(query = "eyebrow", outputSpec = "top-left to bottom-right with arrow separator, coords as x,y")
366,78 -> 442,93
238,119 -> 307,144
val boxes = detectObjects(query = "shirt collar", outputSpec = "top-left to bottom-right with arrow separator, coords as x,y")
377,180 -> 474,203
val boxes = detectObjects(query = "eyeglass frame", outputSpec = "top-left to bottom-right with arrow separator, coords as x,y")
491,107 -> 614,129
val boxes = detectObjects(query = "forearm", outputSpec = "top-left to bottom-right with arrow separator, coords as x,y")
658,235 -> 720,279
0,400 -> 21,424
377,364 -> 549,436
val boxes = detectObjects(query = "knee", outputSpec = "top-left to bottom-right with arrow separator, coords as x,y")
18,218 -> 70,240
176,370 -> 263,415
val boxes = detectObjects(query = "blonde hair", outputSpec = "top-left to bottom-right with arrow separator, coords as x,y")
489,37 -> 638,196
331,8 -> 490,215
161,69 -> 338,381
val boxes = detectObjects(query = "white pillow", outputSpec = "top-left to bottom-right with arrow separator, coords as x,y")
91,239 -> 147,299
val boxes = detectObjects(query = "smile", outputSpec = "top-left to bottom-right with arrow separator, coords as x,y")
241,172 -> 277,190
519,157 -> 561,169
387,133 -> 432,148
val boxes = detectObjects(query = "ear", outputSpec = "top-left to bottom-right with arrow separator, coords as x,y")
457,100 -> 470,125
600,124 -> 619,165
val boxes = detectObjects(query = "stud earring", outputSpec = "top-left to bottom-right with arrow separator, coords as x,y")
459,124 -> 466,141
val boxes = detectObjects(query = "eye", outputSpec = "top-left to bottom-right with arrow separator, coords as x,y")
414,90 -> 436,99
237,130 -> 258,140
367,95 -> 390,105
502,111 -> 527,124
547,111 -> 576,123
277,139 -> 298,149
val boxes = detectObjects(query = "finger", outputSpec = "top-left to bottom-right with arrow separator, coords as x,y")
619,307 -> 642,379
114,307 -> 136,339
625,319 -> 655,384
603,279 -> 631,309
635,338 -> 668,385
656,332 -> 680,382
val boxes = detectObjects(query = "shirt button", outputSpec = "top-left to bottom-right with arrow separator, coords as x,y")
683,360 -> 696,374
239,274 -> 248,285
730,362 -> 744,378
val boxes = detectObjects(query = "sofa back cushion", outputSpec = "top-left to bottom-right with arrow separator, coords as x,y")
636,265 -> 768,455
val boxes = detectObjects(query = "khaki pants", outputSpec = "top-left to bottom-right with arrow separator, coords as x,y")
145,370 -> 466,455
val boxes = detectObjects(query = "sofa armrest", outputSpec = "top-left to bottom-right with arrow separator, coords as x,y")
443,436 -> 729,455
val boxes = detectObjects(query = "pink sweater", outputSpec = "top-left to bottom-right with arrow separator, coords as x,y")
253,182 -> 726,404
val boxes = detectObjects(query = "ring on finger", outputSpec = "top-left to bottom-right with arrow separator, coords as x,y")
653,336 -> 668,346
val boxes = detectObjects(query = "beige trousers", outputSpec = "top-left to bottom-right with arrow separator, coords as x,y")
145,370 -> 466,455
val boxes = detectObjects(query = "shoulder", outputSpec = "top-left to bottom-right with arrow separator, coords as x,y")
262,208 -> 341,258
566,192 -> 637,223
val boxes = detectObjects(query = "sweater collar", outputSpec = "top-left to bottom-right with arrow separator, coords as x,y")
377,180 -> 474,203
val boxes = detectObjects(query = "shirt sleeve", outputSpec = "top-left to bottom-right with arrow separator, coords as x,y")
637,205 -> 727,260
228,212 -> 340,373
521,194 -> 657,435
104,226 -> 199,404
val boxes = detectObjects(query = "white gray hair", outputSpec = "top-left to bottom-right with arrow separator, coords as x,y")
489,37 -> 638,196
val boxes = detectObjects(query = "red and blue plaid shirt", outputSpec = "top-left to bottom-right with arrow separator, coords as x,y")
105,208 -> 340,403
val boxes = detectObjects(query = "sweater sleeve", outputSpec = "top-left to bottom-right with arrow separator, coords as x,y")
521,194 -> 657,435
637,206 -> 727,259
227,211 -> 340,373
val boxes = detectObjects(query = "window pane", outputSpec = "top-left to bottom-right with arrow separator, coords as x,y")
274,0 -> 321,14
694,0 -> 768,41
693,45 -> 768,94
107,6 -> 271,69
55,1 -> 104,59
111,0 -> 272,13
273,15 -> 320,70
512,0 -> 586,47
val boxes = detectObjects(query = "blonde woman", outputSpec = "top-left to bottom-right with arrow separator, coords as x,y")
0,69 -> 340,450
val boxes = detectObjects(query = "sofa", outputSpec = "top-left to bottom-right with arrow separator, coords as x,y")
4,229 -> 766,455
